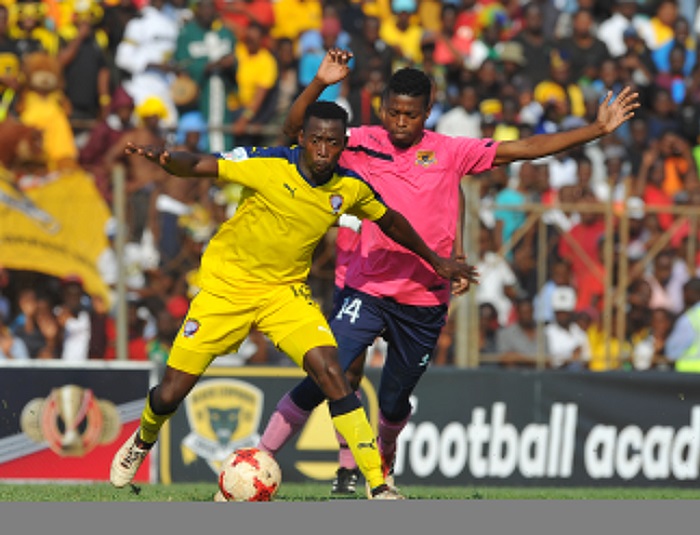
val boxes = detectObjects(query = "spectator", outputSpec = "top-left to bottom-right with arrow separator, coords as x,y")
229,21 -> 278,145
347,15 -> 394,102
114,0 -> 179,129
556,9 -> 611,85
617,26 -> 657,106
511,2 -> 555,87
557,188 -> 606,311
645,249 -> 689,315
654,43 -> 689,105
543,285 -> 590,370
496,297 -> 542,368
435,83 -> 481,138
626,116 -> 652,176
103,95 -> 169,244
162,0 -> 193,29
152,111 -> 212,267
494,40 -> 529,95
478,301 -> 500,362
55,276 -> 92,362
0,315 -> 30,360
79,85 -> 135,203
379,0 -> 424,69
653,15 -> 696,78
270,0 -> 321,43
423,2 -> 485,77
11,1 -> 60,57
57,1 -> 111,125
646,0 -> 679,53
597,0 -> 653,58
146,298 -> 186,370
102,0 -> 139,83
215,0 -> 275,41
10,287 -> 59,359
174,0 -> 237,153
104,294 -> 149,361
665,277 -> 700,372
299,14 -> 352,106
580,302 -> 630,371
475,223 -> 518,327
347,65 -> 385,128
533,50 -> 586,120
0,4 -> 20,121
533,258 -> 573,324
269,37 -> 300,143
647,90 -> 683,144
631,307 -> 675,371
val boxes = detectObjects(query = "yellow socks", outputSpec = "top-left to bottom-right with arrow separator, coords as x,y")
330,395 -> 384,490
138,390 -> 175,445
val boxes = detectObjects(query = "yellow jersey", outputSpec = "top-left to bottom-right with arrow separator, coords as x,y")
200,146 -> 388,292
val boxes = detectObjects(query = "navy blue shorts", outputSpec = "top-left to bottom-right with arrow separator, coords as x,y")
330,287 -> 448,377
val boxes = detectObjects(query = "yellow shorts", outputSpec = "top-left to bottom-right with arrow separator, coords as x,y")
167,283 -> 337,375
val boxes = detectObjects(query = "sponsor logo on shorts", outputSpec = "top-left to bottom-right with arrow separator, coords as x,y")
183,319 -> 201,338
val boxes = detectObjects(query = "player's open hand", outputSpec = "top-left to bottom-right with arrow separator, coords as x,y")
315,48 -> 353,86
434,257 -> 479,289
125,142 -> 171,167
450,254 -> 473,296
596,86 -> 640,135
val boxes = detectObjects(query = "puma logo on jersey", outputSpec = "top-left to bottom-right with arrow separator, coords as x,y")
283,183 -> 297,197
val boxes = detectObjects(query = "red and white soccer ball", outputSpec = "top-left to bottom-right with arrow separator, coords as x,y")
217,447 -> 282,502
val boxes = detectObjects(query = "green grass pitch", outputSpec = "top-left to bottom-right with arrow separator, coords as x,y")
2,482 -> 700,501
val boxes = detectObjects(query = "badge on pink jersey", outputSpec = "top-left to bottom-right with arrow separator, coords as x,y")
329,194 -> 344,214
415,150 -> 437,167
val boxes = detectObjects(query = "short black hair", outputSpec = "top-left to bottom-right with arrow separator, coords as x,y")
303,100 -> 348,129
384,67 -> 432,108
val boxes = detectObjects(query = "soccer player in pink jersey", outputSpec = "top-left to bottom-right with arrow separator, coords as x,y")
257,48 -> 640,497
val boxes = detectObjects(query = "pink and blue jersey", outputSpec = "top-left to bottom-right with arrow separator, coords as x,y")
339,126 -> 498,307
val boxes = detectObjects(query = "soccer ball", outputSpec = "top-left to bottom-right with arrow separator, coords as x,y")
218,447 -> 282,502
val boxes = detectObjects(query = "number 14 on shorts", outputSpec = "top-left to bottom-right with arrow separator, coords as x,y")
335,297 -> 362,324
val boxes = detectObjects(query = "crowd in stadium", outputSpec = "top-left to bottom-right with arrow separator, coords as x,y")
1,0 -> 700,372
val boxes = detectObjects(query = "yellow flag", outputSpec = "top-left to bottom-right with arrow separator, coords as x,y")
0,169 -> 111,306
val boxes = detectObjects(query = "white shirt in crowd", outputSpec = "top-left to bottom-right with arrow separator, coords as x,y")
60,310 -> 91,362
544,321 -> 591,369
476,251 -> 518,327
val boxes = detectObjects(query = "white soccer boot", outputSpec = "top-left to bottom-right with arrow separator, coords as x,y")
110,430 -> 151,488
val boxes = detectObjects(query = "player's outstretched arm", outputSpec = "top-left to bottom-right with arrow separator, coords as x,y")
282,48 -> 354,139
124,142 -> 219,177
493,87 -> 640,166
375,208 -> 479,284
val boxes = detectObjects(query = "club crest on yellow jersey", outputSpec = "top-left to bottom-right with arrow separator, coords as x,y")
329,194 -> 344,214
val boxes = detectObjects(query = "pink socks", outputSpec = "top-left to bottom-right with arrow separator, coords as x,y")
257,393 -> 310,455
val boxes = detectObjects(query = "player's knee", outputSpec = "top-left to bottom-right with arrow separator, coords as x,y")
303,348 -> 346,394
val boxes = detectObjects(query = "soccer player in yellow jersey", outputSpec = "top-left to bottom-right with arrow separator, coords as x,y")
109,101 -> 478,500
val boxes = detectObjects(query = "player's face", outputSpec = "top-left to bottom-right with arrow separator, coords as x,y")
298,117 -> 347,182
381,92 -> 430,148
